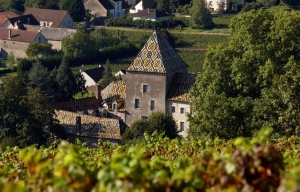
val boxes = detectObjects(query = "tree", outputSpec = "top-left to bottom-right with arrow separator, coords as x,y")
59,0 -> 85,22
122,111 -> 178,143
188,9 -> 300,139
217,0 -> 226,14
0,76 -> 60,147
190,0 -> 214,29
0,0 -> 25,12
62,30 -> 98,61
155,0 -> 171,13
25,42 -> 54,59
98,60 -> 115,89
6,52 -> 15,70
25,0 -> 47,8
257,0 -> 277,7
55,58 -> 78,102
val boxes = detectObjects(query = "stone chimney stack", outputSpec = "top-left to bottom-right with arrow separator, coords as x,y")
8,29 -> 11,39
76,116 -> 81,134
95,85 -> 102,102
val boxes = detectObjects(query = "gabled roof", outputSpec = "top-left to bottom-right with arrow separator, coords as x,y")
83,67 -> 105,83
101,80 -> 126,101
141,0 -> 156,9
97,0 -> 114,10
7,14 -> 40,27
55,110 -> 121,139
127,30 -> 188,73
24,8 -> 69,27
132,9 -> 168,19
26,26 -> 76,41
0,28 -> 39,42
167,73 -> 196,102
0,11 -> 19,26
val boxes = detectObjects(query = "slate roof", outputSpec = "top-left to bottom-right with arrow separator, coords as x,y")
7,14 -> 40,27
101,80 -> 126,101
55,110 -> 121,139
127,30 -> 188,73
83,67 -> 105,83
24,8 -> 69,27
0,28 -> 39,42
167,73 -> 196,102
98,0 -> 114,10
54,97 -> 102,112
0,11 -> 19,26
25,26 -> 76,40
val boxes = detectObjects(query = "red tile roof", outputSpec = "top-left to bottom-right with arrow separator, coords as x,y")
24,8 -> 69,27
0,11 -> 19,26
0,28 -> 39,42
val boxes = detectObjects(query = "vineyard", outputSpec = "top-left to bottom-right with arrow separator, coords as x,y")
212,16 -> 233,28
0,128 -> 300,191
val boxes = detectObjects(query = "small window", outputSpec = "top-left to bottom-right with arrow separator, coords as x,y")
13,42 -> 15,44
47,22 -> 49,26
69,20 -> 70,24
180,122 -> 185,132
141,116 -> 147,120
4,41 -> 6,43
150,100 -> 155,110
171,106 -> 175,113
43,22 -> 46,27
135,99 -> 140,109
112,103 -> 117,110
143,84 -> 148,93
111,13 -> 113,18
180,107 -> 185,114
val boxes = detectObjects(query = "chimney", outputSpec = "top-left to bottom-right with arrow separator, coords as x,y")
8,29 -> 11,39
95,85 -> 102,102
148,9 -> 150,13
76,116 -> 81,134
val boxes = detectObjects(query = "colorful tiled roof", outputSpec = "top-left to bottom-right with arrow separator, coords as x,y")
54,97 -> 101,112
101,80 -> 126,101
127,30 -> 188,73
167,73 -> 196,102
55,110 -> 121,139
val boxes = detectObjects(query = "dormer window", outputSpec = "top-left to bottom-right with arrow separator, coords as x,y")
47,22 -> 49,26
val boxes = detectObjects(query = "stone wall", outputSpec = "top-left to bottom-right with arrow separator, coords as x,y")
125,71 -> 169,126
0,40 -> 29,58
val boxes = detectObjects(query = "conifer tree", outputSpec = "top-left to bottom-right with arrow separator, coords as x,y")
98,60 -> 115,89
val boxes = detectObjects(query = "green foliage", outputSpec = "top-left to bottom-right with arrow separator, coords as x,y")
73,91 -> 95,100
59,0 -> 85,22
189,8 -> 300,139
55,59 -> 78,102
190,0 -> 214,29
178,50 -> 206,73
25,0 -> 47,8
241,2 -> 264,12
98,60 -> 115,89
62,30 -> 98,62
1,128 -> 300,191
25,42 -> 55,59
212,16 -> 232,28
122,111 -> 178,143
0,0 -> 24,11
0,76 -> 59,147
6,52 -> 16,71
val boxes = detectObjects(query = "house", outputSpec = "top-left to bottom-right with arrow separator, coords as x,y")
54,97 -> 123,145
0,11 -> 19,27
206,0 -> 244,12
0,28 -> 47,58
130,0 -> 156,13
81,66 -> 105,87
25,25 -> 77,50
1,14 -> 40,29
23,8 -> 74,28
132,9 -> 169,21
84,0 -> 130,18
101,30 -> 195,137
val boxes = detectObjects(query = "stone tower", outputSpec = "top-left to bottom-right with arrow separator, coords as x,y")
124,29 -> 188,125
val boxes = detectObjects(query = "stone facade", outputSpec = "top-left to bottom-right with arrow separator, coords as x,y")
85,0 -> 111,17
0,32 -> 47,58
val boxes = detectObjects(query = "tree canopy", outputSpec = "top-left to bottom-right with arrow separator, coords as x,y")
190,0 -> 214,29
122,111 -> 178,143
59,0 -> 85,22
188,9 -> 300,139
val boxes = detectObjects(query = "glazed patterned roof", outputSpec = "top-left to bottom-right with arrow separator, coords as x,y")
54,97 -> 101,112
127,30 -> 188,73
101,80 -> 126,101
167,73 -> 196,102
55,110 -> 121,139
